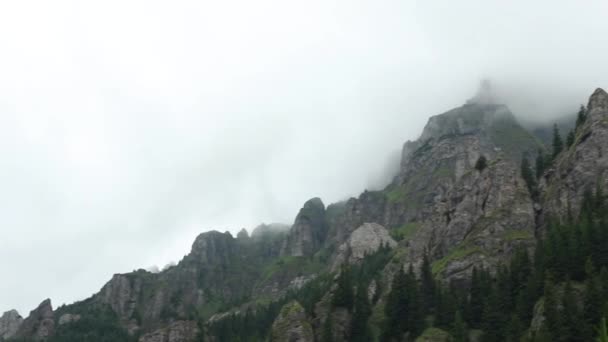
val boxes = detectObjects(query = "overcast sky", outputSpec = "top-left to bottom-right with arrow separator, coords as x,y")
1,0 -> 608,315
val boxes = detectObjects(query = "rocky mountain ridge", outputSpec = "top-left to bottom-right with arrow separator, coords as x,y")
6,87 -> 608,342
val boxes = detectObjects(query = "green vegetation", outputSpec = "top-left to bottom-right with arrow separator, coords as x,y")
474,155 -> 487,171
501,229 -> 534,241
261,256 -> 323,282
431,246 -> 482,275
414,327 -> 450,341
390,222 -> 420,241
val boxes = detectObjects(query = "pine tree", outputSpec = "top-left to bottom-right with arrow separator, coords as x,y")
351,282 -> 372,342
535,149 -> 546,179
475,155 -> 488,171
552,123 -> 563,159
452,310 -> 469,342
543,275 -> 560,341
333,265 -> 354,310
383,267 -> 408,340
469,267 -> 484,327
481,286 -> 504,342
576,105 -> 587,129
420,253 -> 436,312
597,318 -> 608,342
567,129 -> 575,148
321,316 -> 333,342
562,279 -> 586,342
406,264 -> 425,336
506,314 -> 524,342
521,155 -> 537,196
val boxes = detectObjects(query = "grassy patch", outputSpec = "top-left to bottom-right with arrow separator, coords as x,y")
415,327 -> 450,342
261,256 -> 323,282
390,222 -> 420,241
502,229 -> 534,241
431,245 -> 482,275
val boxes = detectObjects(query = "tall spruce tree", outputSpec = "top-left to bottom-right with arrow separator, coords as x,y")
535,149 -> 546,179
351,282 -> 372,342
567,129 -> 575,148
576,105 -> 587,129
452,310 -> 468,342
333,265 -> 354,310
552,123 -> 563,159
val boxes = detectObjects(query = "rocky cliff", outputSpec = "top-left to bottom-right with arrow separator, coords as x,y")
11,87 -> 608,342
0,310 -> 22,340
540,88 -> 608,225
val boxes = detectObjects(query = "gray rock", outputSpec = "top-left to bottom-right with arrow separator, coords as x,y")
138,320 -> 199,342
58,313 -> 81,326
15,299 -> 54,340
282,198 -> 328,257
270,301 -> 314,342
0,309 -> 23,339
332,222 -> 397,270
540,88 -> 608,226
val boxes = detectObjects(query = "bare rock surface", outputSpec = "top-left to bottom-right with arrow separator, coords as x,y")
0,309 -> 23,339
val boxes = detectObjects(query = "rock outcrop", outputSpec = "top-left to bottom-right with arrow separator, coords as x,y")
282,198 -> 328,257
138,320 -> 199,342
332,222 -> 397,270
0,310 -> 23,339
541,88 -> 608,225
14,299 -> 54,340
270,301 -> 314,342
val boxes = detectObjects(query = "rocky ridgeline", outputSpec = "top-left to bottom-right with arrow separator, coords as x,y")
8,87 -> 608,341
540,88 -> 608,225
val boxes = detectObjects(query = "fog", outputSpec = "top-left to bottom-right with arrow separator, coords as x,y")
1,0 -> 607,314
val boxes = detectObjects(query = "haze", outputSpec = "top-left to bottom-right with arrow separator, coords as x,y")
1,0 -> 608,314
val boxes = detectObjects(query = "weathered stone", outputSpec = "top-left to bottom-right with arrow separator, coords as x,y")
138,320 -> 199,342
540,88 -> 608,226
332,222 -> 397,270
270,301 -> 314,342
58,313 -> 81,325
282,198 -> 327,257
15,299 -> 54,340
0,309 -> 23,339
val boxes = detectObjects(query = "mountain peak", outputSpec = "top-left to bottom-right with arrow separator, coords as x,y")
588,87 -> 608,111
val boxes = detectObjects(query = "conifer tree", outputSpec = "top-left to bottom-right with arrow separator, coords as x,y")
552,123 -> 563,159
576,105 -> 587,129
420,253 -> 436,312
351,283 -> 372,342
567,129 -> 575,148
535,149 -> 546,179
333,265 -> 354,310
452,310 -> 469,342
521,155 -> 537,196
321,316 -> 333,342
469,267 -> 484,327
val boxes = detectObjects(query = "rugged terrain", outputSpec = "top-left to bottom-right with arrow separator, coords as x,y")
4,87 -> 608,342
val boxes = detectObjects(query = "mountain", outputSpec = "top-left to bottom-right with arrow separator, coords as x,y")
5,87 -> 608,342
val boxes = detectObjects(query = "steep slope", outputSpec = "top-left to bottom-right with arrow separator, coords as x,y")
540,88 -> 608,224
8,88 -> 567,342
321,101 -> 540,284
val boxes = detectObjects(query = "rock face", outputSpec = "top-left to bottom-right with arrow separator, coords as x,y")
541,88 -> 608,225
15,299 -> 54,340
270,301 -> 314,342
58,313 -> 81,326
282,198 -> 328,257
332,222 -> 397,269
0,310 -> 23,339
322,102 -> 539,283
138,320 -> 199,342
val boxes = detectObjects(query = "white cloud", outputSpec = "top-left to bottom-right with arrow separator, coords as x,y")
1,0 -> 607,314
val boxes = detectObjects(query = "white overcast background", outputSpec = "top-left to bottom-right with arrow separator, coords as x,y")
1,0 -> 608,314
